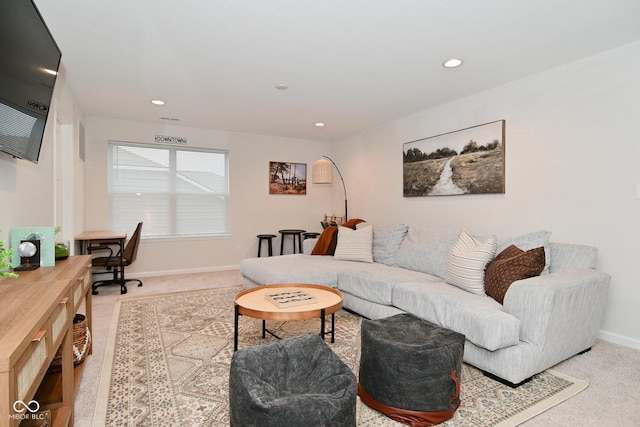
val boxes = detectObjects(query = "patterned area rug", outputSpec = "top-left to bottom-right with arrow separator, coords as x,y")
94,286 -> 587,426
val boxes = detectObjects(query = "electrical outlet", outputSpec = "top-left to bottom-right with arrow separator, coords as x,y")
235,246 -> 241,253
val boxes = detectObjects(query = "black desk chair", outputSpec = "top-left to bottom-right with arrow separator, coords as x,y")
92,222 -> 143,295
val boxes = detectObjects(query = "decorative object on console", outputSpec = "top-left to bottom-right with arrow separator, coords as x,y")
312,156 -> 348,220
269,161 -> 307,195
15,240 -> 40,271
11,227 -> 55,267
54,226 -> 70,260
403,120 -> 505,197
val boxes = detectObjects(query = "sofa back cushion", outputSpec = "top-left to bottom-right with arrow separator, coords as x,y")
395,228 -> 459,278
371,224 -> 409,265
548,242 -> 598,273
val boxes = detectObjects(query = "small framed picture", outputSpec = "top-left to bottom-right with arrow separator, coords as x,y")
269,162 -> 307,195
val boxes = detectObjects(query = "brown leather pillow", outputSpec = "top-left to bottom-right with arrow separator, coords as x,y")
485,244 -> 545,304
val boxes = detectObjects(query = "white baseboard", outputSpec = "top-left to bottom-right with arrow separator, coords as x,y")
130,264 -> 240,279
598,329 -> 640,350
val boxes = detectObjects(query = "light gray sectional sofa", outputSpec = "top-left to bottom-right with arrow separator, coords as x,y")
239,225 -> 611,385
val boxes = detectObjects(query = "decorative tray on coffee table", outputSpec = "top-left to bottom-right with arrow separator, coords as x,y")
265,289 -> 318,308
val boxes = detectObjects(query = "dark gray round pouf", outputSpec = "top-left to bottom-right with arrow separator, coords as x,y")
358,314 -> 465,426
229,333 -> 357,427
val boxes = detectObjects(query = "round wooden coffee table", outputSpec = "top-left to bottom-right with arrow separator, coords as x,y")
234,283 -> 344,351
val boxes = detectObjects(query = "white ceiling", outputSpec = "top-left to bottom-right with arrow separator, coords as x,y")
34,0 -> 640,142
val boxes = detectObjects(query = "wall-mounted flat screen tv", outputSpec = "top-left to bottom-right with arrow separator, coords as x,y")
0,0 -> 61,164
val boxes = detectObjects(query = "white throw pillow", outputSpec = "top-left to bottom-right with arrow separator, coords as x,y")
334,225 -> 374,263
444,229 -> 497,295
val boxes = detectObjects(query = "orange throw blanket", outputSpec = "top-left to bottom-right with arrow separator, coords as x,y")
311,218 -> 366,256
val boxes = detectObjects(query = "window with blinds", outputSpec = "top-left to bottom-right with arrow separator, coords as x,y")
108,141 -> 229,238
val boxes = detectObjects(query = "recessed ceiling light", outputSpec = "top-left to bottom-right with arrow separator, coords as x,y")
44,68 -> 57,76
275,83 -> 288,90
315,122 -> 326,127
151,99 -> 165,105
443,58 -> 463,68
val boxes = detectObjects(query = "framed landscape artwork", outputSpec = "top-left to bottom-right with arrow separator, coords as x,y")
269,162 -> 307,195
403,120 -> 505,197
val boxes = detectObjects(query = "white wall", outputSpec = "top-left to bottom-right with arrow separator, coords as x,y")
332,41 -> 640,349
0,65 -> 85,253
84,117 -> 332,275
4,39 -> 639,350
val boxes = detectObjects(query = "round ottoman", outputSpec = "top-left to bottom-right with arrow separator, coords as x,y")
229,333 -> 357,427
358,313 -> 465,426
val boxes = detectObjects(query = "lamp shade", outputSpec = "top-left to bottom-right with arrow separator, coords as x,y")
312,158 -> 333,184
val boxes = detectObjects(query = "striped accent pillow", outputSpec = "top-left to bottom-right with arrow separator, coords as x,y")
444,229 -> 497,295
334,225 -> 374,263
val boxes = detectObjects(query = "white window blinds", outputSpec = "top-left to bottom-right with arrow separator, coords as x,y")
108,141 -> 229,238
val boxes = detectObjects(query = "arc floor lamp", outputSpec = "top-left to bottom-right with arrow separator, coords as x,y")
312,155 -> 348,221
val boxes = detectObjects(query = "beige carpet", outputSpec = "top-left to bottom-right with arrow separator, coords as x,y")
93,286 -> 587,426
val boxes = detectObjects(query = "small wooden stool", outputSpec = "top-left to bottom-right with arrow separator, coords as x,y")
257,234 -> 276,257
278,229 -> 305,254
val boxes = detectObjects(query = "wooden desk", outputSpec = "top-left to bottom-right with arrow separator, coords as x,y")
75,231 -> 126,255
0,256 -> 92,427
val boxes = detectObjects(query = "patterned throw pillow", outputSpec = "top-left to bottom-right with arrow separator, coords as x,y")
485,244 -> 546,304
334,225 -> 374,263
497,230 -> 551,275
444,229 -> 497,295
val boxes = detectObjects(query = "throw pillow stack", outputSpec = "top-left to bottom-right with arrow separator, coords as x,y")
444,229 -> 548,303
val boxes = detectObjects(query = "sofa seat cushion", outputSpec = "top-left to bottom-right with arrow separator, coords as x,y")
392,282 -> 520,351
337,265 -> 442,306
240,254 -> 365,287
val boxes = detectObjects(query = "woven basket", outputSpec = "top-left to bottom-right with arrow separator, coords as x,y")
47,313 -> 91,374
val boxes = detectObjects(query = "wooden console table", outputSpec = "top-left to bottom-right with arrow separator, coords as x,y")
0,256 -> 92,427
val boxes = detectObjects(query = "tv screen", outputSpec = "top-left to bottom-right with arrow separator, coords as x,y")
0,0 -> 61,164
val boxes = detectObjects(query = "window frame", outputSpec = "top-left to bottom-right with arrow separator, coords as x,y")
107,140 -> 230,240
